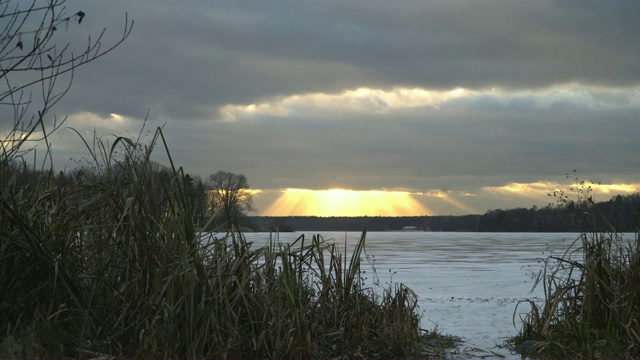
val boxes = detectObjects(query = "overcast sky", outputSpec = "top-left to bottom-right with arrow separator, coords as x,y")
11,0 -> 640,215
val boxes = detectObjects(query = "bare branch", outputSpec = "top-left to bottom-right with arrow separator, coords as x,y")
0,0 -> 133,162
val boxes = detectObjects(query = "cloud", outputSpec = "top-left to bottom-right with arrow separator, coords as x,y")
56,0 -> 640,121
219,85 -> 640,121
13,0 -> 639,215
219,87 -> 471,121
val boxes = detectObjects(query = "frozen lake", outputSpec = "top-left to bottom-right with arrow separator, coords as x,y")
242,231 -> 581,359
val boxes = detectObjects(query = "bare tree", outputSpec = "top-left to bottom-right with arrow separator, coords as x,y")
0,0 -> 133,163
205,171 -> 256,223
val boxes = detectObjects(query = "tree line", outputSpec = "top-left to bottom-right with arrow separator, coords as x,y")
7,160 -> 639,233
242,193 -> 640,232
487,193 -> 640,232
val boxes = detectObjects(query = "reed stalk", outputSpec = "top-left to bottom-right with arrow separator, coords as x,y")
513,192 -> 640,358
0,127 -> 447,359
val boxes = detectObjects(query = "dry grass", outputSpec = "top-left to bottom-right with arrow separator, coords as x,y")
0,127 -> 452,359
512,196 -> 640,358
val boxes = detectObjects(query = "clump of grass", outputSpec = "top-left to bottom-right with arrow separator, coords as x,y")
0,127 -> 452,359
512,177 -> 640,358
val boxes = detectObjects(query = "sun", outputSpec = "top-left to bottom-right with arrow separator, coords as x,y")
263,188 -> 431,216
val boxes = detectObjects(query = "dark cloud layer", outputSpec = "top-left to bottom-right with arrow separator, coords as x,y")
156,101 -> 637,191
27,0 -> 640,214
57,0 -> 640,118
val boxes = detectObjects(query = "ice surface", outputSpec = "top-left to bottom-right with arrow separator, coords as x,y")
243,231 -> 579,359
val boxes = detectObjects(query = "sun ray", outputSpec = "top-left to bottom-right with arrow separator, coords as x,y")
436,194 -> 479,215
417,191 -> 479,215
262,188 -> 431,216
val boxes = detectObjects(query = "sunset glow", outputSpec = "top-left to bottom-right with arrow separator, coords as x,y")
256,182 -> 640,217
589,183 -> 639,194
484,182 -> 640,199
262,188 -> 431,216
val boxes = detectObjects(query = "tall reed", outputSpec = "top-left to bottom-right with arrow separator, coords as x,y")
513,186 -> 640,358
0,127 -> 443,359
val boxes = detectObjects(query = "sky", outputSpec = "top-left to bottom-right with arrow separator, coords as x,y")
6,0 -> 640,216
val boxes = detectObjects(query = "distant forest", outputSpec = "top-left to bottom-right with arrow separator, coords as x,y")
241,193 -> 640,232
12,164 -> 639,233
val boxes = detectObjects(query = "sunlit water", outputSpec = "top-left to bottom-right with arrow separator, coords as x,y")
239,231 -> 586,359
